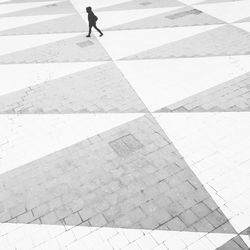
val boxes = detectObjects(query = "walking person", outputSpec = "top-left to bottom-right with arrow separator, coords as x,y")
86,6 -> 103,37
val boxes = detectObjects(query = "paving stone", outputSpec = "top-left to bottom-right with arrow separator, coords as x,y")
164,201 -> 184,217
139,216 -> 159,230
32,203 -> 50,218
89,214 -> 107,227
114,215 -> 134,228
128,207 -> 146,223
191,202 -> 212,218
0,212 -> 11,222
165,216 -> 186,231
140,200 -> 159,215
40,211 -> 58,224
193,217 -> 215,232
64,212 -> 82,226
8,204 -> 26,218
205,209 -> 228,228
152,208 -> 172,225
103,206 -> 122,222
179,209 -> 199,227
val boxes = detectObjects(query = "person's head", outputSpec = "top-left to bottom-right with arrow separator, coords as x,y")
86,6 -> 92,13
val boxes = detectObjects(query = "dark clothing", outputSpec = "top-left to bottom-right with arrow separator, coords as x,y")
86,8 -> 103,37
87,12 -> 98,26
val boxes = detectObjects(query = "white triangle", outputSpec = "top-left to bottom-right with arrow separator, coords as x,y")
0,1 -> 60,15
99,24 -> 222,60
0,113 -> 143,174
116,55 -> 250,111
0,32 -> 81,56
0,62 -> 105,96
234,22 -> 250,32
154,112 -> 250,233
81,7 -> 182,29
0,14 -> 71,32
194,0 -> 250,23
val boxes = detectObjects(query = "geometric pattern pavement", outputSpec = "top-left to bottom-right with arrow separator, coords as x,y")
0,1 -> 77,17
0,62 -> 148,113
158,71 -> 250,112
123,24 -> 250,59
0,14 -> 89,35
103,6 -> 224,31
0,0 -> 250,249
95,0 -> 184,11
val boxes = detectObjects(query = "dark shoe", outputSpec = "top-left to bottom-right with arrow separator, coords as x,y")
86,35 -> 90,37
99,33 -> 103,37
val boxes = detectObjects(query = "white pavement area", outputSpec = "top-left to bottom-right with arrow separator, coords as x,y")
0,0 -> 250,249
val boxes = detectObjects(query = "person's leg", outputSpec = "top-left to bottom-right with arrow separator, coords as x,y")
93,24 -> 103,36
86,25 -> 92,37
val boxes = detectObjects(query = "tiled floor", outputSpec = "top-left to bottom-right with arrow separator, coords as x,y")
0,0 -> 250,249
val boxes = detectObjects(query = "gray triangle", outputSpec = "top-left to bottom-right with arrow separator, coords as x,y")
0,1 -> 76,17
0,35 -> 110,63
0,14 -> 88,36
96,0 -> 184,12
123,25 -> 250,60
158,72 -> 250,112
106,7 -> 225,31
0,114 -> 236,234
216,235 -> 249,250
0,62 -> 148,114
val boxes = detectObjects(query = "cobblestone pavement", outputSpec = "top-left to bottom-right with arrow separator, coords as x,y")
0,0 -> 250,249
